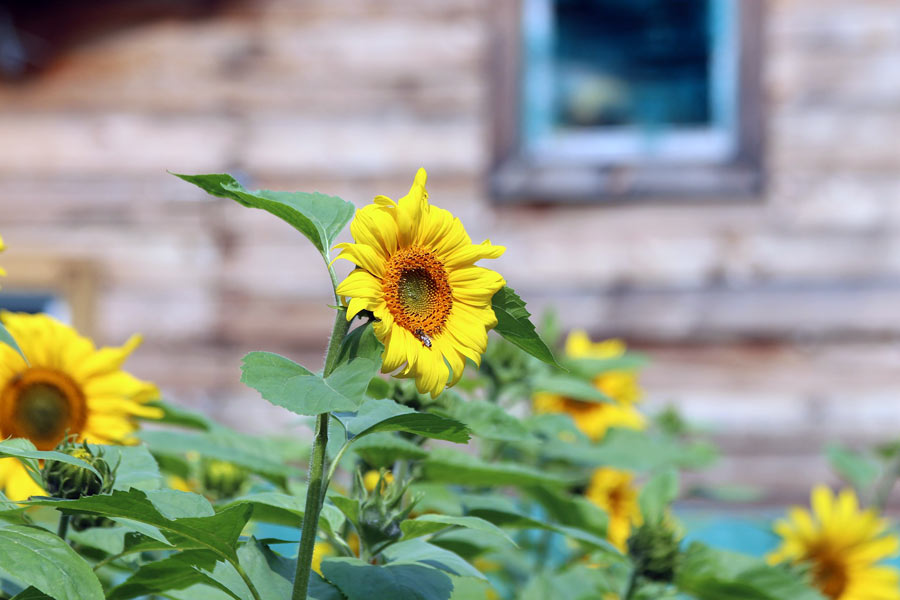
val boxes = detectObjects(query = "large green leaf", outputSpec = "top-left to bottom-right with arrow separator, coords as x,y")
422,448 -> 572,488
28,489 -> 252,563
173,173 -> 354,259
400,514 -> 516,546
0,524 -> 104,600
677,542 -> 825,600
241,351 -> 376,415
107,550 -> 239,600
351,433 -> 429,468
355,413 -> 469,444
381,539 -> 485,580
96,444 -> 163,491
322,557 -> 453,600
445,399 -> 531,442
141,429 -> 300,486
0,322 -> 24,360
490,286 -> 561,368
219,492 -> 345,534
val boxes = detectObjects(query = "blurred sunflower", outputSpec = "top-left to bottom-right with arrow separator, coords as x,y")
586,467 -> 643,551
768,485 -> 900,600
0,312 -> 161,500
335,168 -> 505,398
0,234 -> 6,277
533,330 -> 645,441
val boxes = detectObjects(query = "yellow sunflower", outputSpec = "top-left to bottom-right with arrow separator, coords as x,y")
566,331 -> 641,406
0,312 -> 161,500
586,467 -> 643,551
334,168 -> 505,398
768,485 -> 900,600
533,331 -> 645,441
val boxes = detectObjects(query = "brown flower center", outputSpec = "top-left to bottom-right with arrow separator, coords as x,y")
382,246 -> 452,345
810,553 -> 848,600
0,367 -> 87,450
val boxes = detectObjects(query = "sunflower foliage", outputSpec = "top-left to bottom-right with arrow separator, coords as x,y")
0,170 -> 884,600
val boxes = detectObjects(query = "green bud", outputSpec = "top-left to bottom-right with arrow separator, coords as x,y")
201,459 -> 247,499
356,469 -> 417,551
42,438 -> 115,501
627,522 -> 681,583
42,438 -> 117,531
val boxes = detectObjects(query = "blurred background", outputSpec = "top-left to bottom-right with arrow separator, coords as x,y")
0,0 -> 896,506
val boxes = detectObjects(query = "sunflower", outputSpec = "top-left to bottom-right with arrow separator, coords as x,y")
586,467 -> 643,552
334,168 -> 505,398
533,330 -> 645,441
768,485 -> 900,600
0,312 -> 161,500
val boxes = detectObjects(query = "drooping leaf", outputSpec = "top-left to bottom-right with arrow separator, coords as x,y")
322,557 -> 454,600
0,438 -> 102,483
220,492 -> 345,534
400,514 -> 516,546
0,524 -> 104,600
490,286 -> 562,368
639,469 -> 679,524
355,413 -> 470,444
351,433 -> 429,468
173,173 -> 354,259
826,443 -> 880,492
381,539 -> 485,580
531,373 -> 612,403
422,448 -> 572,488
28,489 -> 252,563
339,399 -> 414,437
241,351 -> 376,415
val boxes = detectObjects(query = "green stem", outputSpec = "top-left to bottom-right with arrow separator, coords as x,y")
623,565 -> 640,600
292,307 -> 351,600
235,563 -> 263,600
57,514 -> 70,541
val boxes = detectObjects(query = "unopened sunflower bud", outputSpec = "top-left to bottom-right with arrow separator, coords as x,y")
627,522 -> 680,583
356,469 -> 417,550
201,459 -> 247,499
42,438 -> 115,501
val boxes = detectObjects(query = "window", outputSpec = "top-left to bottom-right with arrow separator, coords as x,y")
490,0 -> 763,202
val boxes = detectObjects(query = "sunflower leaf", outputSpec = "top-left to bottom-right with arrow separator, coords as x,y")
639,468 -> 679,524
354,413 -> 470,444
0,322 -> 25,360
490,286 -> 562,368
322,557 -> 454,600
0,523 -> 104,600
531,373 -> 613,403
241,351 -> 376,415
0,438 -> 102,482
172,173 -> 354,259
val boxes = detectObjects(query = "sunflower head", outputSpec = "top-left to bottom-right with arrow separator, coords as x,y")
334,168 -> 506,398
768,485 -> 900,600
42,437 -> 115,500
0,312 -> 161,500
586,467 -> 643,551
201,459 -> 248,500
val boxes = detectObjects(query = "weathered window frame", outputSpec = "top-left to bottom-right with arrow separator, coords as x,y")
489,0 -> 764,204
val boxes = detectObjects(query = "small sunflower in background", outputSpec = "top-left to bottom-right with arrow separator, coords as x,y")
533,330 -> 645,441
0,234 -> 6,277
768,485 -> 900,600
335,168 -> 505,398
586,467 -> 643,551
0,312 -> 161,500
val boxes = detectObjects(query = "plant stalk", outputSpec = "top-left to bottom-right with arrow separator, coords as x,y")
57,514 -> 70,541
623,565 -> 640,600
291,307 -> 351,599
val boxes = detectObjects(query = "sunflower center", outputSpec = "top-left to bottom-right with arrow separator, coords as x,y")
383,246 -> 452,343
810,552 -> 848,599
0,367 -> 87,450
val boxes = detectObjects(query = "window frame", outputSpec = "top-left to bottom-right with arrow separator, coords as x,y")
489,0 -> 764,204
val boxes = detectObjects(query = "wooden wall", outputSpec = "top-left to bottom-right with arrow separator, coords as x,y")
1,0 -> 899,502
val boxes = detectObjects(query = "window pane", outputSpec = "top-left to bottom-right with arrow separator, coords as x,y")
553,0 -> 712,129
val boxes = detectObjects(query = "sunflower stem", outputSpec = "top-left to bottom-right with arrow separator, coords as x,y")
57,514 -> 70,541
623,565 -> 640,600
292,307 -> 351,600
